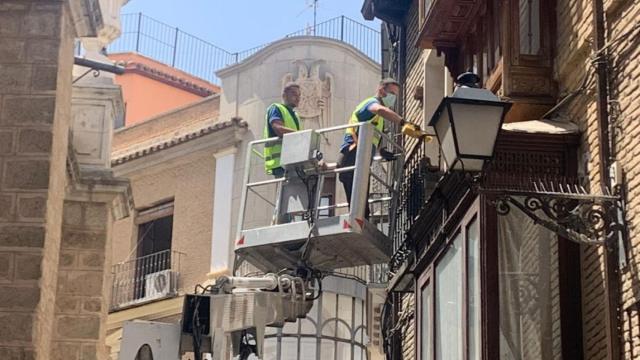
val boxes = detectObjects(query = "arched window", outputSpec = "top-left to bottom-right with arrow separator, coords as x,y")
135,344 -> 154,360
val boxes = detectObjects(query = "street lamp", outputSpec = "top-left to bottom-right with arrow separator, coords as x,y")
429,73 -> 512,171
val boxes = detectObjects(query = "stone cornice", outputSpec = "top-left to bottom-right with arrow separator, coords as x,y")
106,296 -> 184,331
69,0 -> 104,38
66,143 -> 134,220
124,62 -> 217,97
216,36 -> 380,78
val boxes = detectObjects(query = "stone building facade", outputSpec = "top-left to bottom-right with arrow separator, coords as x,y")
362,0 -> 640,358
0,0 -> 130,359
105,96 -> 247,357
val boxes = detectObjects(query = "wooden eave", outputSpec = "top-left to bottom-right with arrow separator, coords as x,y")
416,0 -> 484,49
361,0 -> 411,26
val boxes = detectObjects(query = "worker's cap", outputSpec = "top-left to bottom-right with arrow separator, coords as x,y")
380,78 -> 401,87
282,82 -> 300,93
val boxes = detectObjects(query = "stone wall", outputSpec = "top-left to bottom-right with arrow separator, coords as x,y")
0,1 -> 130,359
53,201 -> 111,360
0,1 -> 74,358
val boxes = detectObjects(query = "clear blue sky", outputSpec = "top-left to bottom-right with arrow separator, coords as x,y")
121,0 -> 380,53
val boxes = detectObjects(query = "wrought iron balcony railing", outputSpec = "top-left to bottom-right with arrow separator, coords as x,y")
110,249 -> 184,311
389,140 -> 442,272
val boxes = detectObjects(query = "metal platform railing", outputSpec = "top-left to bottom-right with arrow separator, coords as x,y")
235,122 -> 404,278
237,122 -> 403,235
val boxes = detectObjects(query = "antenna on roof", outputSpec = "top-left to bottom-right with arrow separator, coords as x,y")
298,0 -> 320,35
313,0 -> 318,32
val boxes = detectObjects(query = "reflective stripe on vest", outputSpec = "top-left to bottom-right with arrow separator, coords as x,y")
263,103 -> 301,174
346,97 -> 385,148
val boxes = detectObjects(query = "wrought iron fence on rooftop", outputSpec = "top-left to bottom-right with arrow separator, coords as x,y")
107,13 -> 381,84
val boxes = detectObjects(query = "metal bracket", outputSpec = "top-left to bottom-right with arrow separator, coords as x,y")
481,187 -> 626,247
73,67 -> 101,84
72,56 -> 125,84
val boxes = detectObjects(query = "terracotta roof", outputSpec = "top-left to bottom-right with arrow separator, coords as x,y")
111,117 -> 247,165
125,62 -> 217,97
109,52 -> 221,96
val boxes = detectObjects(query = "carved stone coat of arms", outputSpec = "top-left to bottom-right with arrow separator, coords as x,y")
282,60 -> 332,130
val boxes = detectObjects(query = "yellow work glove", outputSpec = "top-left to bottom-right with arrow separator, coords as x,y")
401,122 -> 432,141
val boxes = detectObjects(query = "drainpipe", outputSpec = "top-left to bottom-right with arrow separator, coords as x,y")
591,0 -> 621,358
398,25 -> 407,119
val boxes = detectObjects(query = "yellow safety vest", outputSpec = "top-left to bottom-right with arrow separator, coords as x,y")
263,103 -> 301,174
345,97 -> 385,148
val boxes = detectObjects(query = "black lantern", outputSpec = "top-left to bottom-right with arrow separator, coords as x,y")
429,73 -> 512,172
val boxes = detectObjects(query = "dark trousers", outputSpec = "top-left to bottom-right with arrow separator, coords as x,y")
337,146 -> 370,219
272,167 -> 285,178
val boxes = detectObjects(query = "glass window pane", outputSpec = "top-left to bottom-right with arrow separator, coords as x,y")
320,339 -> 336,360
321,293 -> 337,336
421,282 -> 432,360
498,200 -> 562,359
336,342 -> 350,359
435,233 -> 463,360
300,337 -> 317,359
467,218 -> 481,360
280,337 -> 298,360
337,295 -> 353,339
262,338 -> 278,360
519,0 -> 541,55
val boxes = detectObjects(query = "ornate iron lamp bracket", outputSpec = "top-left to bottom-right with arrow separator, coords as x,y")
480,188 -> 626,247
72,56 -> 124,84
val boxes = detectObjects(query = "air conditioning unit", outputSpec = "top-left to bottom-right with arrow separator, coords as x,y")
145,270 -> 178,300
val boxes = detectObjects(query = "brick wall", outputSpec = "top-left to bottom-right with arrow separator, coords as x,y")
555,0 -> 640,358
605,0 -> 640,358
399,1 -> 423,359
0,1 -> 74,358
402,1 -> 427,130
111,148 -> 217,298
400,294 -> 416,360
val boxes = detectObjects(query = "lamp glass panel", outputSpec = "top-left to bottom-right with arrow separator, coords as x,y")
449,102 -> 503,158
452,158 -> 485,171
433,107 -> 457,170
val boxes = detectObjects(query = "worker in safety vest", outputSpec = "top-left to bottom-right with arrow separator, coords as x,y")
338,78 -> 406,218
263,82 -> 302,177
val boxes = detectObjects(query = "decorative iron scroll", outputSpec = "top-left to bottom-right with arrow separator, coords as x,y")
486,190 -> 626,246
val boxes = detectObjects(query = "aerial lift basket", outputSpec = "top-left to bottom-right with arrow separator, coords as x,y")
235,123 -> 403,273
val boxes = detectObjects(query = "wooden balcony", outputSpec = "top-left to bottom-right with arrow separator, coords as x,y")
417,0 -> 484,49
